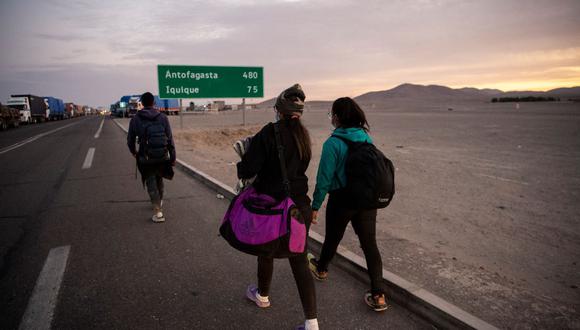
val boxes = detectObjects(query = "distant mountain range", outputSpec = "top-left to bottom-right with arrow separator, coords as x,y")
354,83 -> 580,104
258,83 -> 580,107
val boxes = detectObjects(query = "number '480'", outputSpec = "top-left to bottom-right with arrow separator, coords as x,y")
243,72 -> 258,79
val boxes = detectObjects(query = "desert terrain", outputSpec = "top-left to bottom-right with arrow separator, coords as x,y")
119,100 -> 580,329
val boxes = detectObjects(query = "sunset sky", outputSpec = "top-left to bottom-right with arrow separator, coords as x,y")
1,0 -> 579,106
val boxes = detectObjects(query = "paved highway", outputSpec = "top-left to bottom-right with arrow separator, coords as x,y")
0,117 -> 428,329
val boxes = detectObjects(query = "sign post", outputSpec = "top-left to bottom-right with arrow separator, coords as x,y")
179,98 -> 183,130
242,98 -> 246,126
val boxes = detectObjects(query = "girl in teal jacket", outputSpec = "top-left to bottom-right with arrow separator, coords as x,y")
310,97 -> 388,312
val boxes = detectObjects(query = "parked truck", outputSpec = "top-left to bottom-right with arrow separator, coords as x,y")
110,101 -> 121,117
118,95 -> 141,117
0,102 -> 20,130
127,95 -> 140,117
155,96 -> 180,115
75,104 -> 84,117
119,95 -> 133,117
64,102 -> 76,118
43,96 -> 65,120
118,99 -> 128,117
82,106 -> 92,116
160,99 -> 181,115
7,94 -> 47,123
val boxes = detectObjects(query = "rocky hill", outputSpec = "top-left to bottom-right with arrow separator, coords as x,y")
257,84 -> 580,108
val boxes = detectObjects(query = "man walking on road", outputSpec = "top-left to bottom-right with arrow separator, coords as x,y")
127,92 -> 176,222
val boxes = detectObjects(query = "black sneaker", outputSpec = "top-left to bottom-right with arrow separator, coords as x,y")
364,291 -> 389,312
307,253 -> 328,281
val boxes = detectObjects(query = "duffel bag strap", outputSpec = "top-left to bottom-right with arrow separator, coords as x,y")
273,123 -> 291,197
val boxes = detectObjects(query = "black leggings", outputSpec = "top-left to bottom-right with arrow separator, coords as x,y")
318,192 -> 385,295
257,200 -> 317,319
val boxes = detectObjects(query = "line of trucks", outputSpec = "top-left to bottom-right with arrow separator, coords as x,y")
110,95 -> 180,117
1,94 -> 96,131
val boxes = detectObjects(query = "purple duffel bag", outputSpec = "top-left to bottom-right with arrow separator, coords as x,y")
219,186 -> 306,258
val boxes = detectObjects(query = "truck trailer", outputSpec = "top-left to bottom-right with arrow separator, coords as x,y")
154,96 -> 179,115
7,94 -> 47,123
162,98 -> 180,115
44,96 -> 65,120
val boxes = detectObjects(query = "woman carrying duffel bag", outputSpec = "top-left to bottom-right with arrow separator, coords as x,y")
225,84 -> 318,330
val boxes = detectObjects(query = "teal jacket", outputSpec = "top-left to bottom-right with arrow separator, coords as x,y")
312,127 -> 373,210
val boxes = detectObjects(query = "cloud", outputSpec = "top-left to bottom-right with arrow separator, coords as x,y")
34,33 -> 87,42
1,0 -> 580,104
0,63 -> 155,105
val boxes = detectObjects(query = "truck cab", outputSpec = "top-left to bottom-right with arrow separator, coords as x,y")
43,99 -> 52,120
6,96 -> 31,123
127,95 -> 140,117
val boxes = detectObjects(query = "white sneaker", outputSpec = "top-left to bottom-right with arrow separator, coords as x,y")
152,211 -> 165,223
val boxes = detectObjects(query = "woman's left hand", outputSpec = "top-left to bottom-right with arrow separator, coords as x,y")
311,210 -> 318,224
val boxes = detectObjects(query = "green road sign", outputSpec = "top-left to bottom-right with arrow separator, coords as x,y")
158,65 -> 264,99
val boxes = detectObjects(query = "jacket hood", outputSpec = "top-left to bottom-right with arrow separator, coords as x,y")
332,127 -> 372,143
137,107 -> 161,120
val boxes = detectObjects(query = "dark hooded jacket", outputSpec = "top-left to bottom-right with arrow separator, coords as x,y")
127,107 -> 176,180
237,120 -> 310,202
237,119 -> 313,227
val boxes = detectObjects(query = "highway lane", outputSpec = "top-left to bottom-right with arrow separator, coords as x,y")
0,116 -> 90,150
0,116 -> 428,329
0,116 -> 102,328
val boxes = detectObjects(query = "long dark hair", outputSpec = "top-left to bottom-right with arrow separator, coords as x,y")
332,97 -> 370,131
281,115 -> 311,161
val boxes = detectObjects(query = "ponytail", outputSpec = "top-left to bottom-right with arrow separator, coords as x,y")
281,116 -> 311,161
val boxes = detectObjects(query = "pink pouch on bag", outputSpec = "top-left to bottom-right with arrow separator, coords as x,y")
289,215 -> 306,253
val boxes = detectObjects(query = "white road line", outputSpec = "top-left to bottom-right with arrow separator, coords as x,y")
94,118 -> 105,139
18,245 -> 71,330
82,148 -> 95,169
0,121 -> 84,155
112,118 -> 128,133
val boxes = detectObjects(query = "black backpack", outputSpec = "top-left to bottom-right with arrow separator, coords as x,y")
333,135 -> 395,209
139,119 -> 169,164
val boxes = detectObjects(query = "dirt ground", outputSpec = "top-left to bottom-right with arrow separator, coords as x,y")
118,101 -> 580,329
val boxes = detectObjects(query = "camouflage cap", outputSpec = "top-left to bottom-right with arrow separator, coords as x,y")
275,83 -> 305,116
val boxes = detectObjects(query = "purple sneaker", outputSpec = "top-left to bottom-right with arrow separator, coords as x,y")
246,284 -> 270,308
